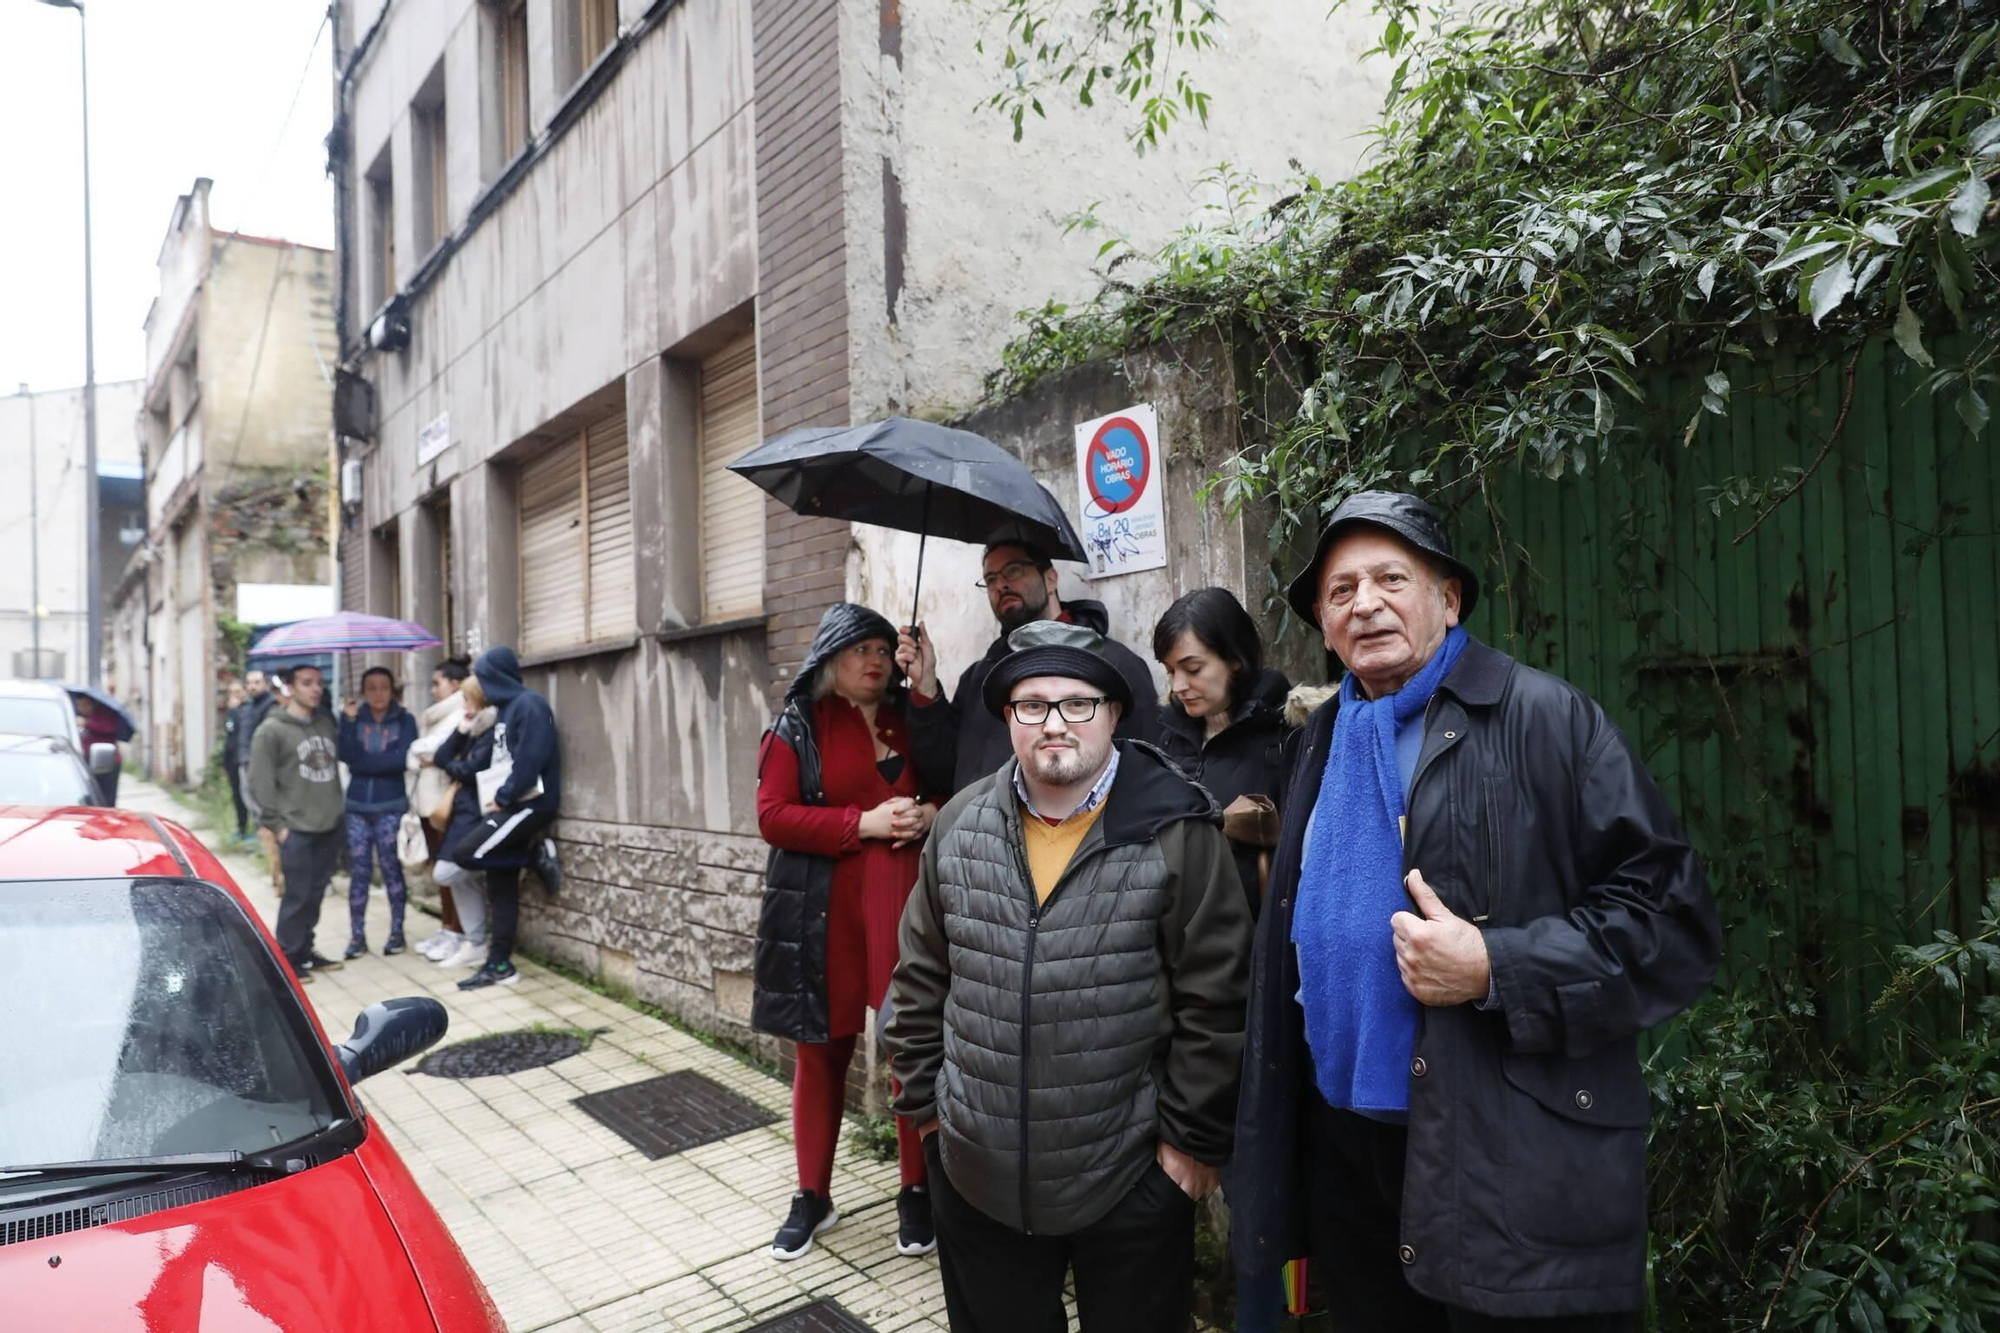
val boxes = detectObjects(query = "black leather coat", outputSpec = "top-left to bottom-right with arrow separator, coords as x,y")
1230,637 -> 1721,1318
1153,667 -> 1292,915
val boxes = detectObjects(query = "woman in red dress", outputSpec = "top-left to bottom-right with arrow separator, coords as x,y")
754,603 -> 943,1263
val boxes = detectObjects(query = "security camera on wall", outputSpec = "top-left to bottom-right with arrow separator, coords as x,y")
367,299 -> 410,353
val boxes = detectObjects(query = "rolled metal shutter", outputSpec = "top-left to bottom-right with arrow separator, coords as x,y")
700,334 -> 764,620
584,408 -> 634,640
517,437 -> 586,655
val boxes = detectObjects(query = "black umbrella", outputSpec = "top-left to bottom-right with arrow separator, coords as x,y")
729,417 -> 1088,632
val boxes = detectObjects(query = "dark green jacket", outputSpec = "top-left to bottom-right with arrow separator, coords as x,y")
248,707 -> 344,834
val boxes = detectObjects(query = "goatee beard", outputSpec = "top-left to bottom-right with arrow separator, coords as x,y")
996,589 -> 1048,634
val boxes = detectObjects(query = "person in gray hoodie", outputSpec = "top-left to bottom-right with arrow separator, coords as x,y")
248,663 -> 347,980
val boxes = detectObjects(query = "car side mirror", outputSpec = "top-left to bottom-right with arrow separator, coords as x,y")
335,997 -> 449,1085
88,743 -> 119,775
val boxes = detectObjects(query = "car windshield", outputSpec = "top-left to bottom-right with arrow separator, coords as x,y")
0,878 -> 345,1169
0,697 -> 71,739
0,746 -> 96,805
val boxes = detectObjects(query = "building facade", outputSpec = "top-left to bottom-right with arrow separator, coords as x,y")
329,0 -> 1382,1055
109,180 -> 339,784
0,381 -> 144,682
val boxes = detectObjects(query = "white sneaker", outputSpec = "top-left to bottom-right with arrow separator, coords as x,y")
442,939 -> 487,968
419,930 -> 461,960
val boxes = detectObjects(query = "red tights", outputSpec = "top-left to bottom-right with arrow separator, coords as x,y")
792,1035 -> 927,1194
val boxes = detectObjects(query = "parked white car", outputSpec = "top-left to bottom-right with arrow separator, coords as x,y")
0,681 -> 82,750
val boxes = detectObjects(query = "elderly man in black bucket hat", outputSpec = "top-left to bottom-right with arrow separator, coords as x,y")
884,618 -> 1251,1333
1229,491 -> 1723,1330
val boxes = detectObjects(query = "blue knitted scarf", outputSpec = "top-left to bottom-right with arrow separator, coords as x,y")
1292,626 -> 1468,1115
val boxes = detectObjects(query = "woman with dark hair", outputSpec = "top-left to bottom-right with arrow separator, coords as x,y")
408,657 -> 473,959
1154,585 -> 1296,1333
754,603 -> 945,1264
1153,587 -> 1293,916
338,665 -> 418,957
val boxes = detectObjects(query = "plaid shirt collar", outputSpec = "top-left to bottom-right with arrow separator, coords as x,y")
1014,746 -> 1121,825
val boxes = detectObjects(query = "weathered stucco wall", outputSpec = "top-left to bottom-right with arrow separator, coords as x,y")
838,0 -> 1389,423
848,338 -> 1295,705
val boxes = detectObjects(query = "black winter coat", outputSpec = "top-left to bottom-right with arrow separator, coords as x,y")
1230,637 -> 1721,1317
906,599 -> 1161,796
433,723 -> 519,867
1153,668 -> 1292,915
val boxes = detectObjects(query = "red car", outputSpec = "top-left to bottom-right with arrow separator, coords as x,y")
0,805 -> 506,1332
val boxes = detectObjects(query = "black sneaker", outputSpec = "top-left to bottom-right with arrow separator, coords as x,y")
343,936 -> 368,961
895,1186 -> 935,1256
533,838 -> 563,896
383,932 -> 406,956
770,1189 -> 838,1261
457,960 -> 520,991
306,951 -> 344,972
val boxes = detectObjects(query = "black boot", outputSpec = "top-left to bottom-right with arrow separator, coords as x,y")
769,1189 -> 838,1261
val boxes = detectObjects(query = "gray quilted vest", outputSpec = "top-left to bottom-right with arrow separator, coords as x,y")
930,754 -> 1189,1235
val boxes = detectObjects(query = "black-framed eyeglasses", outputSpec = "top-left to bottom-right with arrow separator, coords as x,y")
1005,696 -> 1110,725
975,560 -> 1039,590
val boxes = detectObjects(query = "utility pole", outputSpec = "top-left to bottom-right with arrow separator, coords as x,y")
24,387 -> 41,674
38,0 -> 99,685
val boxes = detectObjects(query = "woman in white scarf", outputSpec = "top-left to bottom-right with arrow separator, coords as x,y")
407,658 -> 472,958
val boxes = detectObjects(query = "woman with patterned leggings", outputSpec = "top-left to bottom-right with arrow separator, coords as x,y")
338,666 -> 417,957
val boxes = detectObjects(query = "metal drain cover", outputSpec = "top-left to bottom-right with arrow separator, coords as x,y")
572,1070 -> 778,1159
742,1300 -> 876,1333
416,1029 -> 587,1079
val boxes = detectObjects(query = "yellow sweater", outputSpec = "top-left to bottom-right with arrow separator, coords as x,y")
1022,803 -> 1107,904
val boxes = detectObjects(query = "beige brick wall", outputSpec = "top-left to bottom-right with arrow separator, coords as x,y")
754,0 -> 852,703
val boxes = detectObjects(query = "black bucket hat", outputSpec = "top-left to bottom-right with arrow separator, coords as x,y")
981,620 -> 1135,719
1285,490 -> 1481,628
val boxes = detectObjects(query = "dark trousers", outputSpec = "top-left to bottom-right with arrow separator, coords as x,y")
928,1136 -> 1195,1333
1306,1095 -> 1639,1333
274,827 -> 342,966
445,805 -> 555,967
96,766 -> 121,808
224,763 -> 247,834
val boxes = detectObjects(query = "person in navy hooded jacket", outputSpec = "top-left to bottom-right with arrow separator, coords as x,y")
441,645 -> 564,990
338,666 -> 419,958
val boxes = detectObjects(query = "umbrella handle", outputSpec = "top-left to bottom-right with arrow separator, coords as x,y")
909,482 -> 931,651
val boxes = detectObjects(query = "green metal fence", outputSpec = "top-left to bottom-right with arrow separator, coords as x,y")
1436,339 -> 2000,1033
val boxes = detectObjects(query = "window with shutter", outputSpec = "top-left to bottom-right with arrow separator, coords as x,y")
517,438 -> 587,656
516,403 -> 634,656
583,411 -> 634,640
699,335 -> 764,621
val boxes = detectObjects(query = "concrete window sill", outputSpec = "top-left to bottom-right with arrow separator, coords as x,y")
655,615 -> 768,645
515,635 -> 642,669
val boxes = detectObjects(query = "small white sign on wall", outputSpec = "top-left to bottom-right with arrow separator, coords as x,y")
1073,403 -> 1168,577
416,411 -> 452,466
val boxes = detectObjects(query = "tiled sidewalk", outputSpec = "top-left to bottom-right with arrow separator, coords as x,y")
123,778 -> 964,1333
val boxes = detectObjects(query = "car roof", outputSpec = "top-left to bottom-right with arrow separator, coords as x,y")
0,805 -> 233,885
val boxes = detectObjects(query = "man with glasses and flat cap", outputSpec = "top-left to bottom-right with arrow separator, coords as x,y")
884,619 -> 1251,1333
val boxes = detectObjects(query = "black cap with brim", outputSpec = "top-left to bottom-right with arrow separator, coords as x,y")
1285,490 -> 1481,628
982,621 -> 1135,719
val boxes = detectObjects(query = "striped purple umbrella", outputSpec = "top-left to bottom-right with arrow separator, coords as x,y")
247,612 -> 443,658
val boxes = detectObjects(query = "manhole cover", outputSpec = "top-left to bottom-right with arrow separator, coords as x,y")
742,1300 -> 876,1333
572,1070 -> 779,1159
416,1029 -> 587,1079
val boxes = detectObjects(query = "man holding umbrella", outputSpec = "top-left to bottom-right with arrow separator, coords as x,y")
896,540 -> 1159,796
728,416 -> 1158,797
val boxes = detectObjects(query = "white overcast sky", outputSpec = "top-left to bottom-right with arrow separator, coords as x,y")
0,0 -> 334,394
